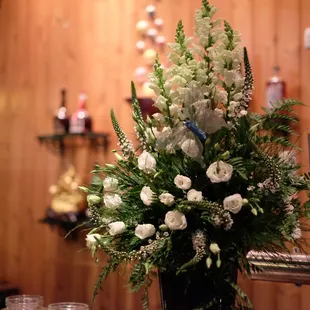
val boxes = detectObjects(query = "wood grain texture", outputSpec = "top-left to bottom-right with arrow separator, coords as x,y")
0,0 -> 310,309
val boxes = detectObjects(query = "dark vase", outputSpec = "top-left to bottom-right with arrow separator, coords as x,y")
159,265 -> 238,310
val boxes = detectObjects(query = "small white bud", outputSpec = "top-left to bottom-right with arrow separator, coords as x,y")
209,243 -> 221,255
251,208 -> 258,216
242,199 -> 249,205
206,257 -> 212,269
87,195 -> 101,205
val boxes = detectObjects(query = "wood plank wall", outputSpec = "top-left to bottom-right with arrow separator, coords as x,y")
0,0 -> 310,309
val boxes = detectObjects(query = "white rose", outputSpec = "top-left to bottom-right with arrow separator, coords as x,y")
140,186 -> 155,206
223,194 -> 243,214
174,175 -> 192,190
159,193 -> 175,206
154,95 -> 168,111
164,210 -> 187,230
104,193 -> 122,209
108,221 -> 126,236
135,224 -> 156,239
138,151 -> 156,174
103,177 -> 118,192
181,139 -> 201,158
85,234 -> 101,249
209,243 -> 221,255
292,227 -> 302,239
187,189 -> 203,202
206,161 -> 233,183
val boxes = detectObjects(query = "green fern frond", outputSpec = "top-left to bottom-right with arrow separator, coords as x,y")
263,122 -> 295,134
262,99 -> 302,114
230,282 -> 253,310
91,259 -> 121,306
228,157 -> 248,180
256,135 -> 300,149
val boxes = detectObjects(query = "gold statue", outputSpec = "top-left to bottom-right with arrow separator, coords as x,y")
49,165 -> 85,213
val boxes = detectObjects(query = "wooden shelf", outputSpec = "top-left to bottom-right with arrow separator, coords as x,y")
37,132 -> 109,155
40,208 -> 91,240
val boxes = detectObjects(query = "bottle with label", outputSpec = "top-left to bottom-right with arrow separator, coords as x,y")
266,66 -> 289,136
69,93 -> 92,133
266,65 -> 286,110
54,89 -> 70,134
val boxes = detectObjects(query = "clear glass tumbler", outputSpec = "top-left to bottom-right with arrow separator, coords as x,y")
6,295 -> 44,310
47,303 -> 89,310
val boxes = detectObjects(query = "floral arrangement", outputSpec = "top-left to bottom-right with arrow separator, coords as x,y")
82,1 -> 310,309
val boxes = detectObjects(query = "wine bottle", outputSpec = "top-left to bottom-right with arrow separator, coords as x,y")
69,92 -> 92,133
54,89 -> 69,134
266,65 -> 288,136
266,65 -> 286,110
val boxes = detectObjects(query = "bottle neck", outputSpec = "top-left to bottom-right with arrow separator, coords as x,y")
60,89 -> 66,107
77,93 -> 88,110
270,66 -> 281,83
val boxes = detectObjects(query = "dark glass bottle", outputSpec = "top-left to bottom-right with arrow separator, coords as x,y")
266,65 -> 286,110
54,89 -> 70,133
266,66 -> 288,137
69,93 -> 92,133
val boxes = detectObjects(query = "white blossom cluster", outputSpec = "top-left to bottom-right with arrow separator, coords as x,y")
145,2 -> 249,159
85,151 -> 258,258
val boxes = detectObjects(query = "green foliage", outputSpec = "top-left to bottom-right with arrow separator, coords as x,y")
110,109 -> 134,159
175,20 -> 186,48
84,1 -> 310,309
92,259 -> 121,306
243,47 -> 254,106
131,81 -> 150,151
201,0 -> 212,17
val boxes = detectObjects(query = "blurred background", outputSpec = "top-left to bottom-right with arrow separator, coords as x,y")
0,0 -> 310,309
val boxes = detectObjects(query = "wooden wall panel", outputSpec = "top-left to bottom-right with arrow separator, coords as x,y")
0,0 -> 310,309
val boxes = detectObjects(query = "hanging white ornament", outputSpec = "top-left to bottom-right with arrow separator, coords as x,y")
143,48 -> 157,66
155,35 -> 166,47
135,67 -> 148,83
136,20 -> 149,35
146,5 -> 156,19
154,18 -> 164,29
147,28 -> 158,41
136,40 -> 146,52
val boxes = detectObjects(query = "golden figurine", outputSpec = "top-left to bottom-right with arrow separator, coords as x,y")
49,165 -> 85,214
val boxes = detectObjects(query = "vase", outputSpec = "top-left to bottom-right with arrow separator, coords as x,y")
159,265 -> 238,310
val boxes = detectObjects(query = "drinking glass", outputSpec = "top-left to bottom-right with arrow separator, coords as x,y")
47,303 -> 88,310
6,295 -> 44,310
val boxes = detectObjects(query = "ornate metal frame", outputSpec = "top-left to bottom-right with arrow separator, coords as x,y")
247,251 -> 310,285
